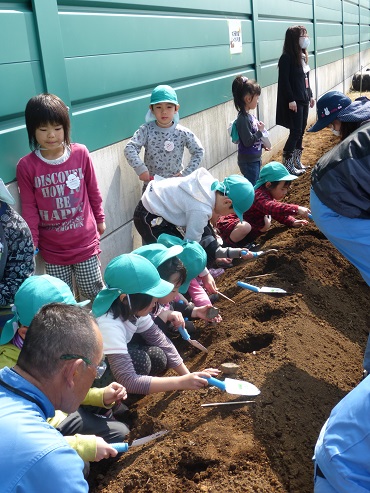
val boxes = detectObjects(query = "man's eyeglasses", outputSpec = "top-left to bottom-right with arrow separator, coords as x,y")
60,354 -> 107,379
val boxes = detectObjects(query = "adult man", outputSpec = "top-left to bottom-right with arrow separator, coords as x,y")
0,303 -> 105,492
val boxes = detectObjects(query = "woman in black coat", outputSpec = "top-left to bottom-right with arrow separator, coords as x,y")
276,25 -> 315,175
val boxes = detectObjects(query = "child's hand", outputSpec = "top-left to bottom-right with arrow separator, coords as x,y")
257,121 -> 265,132
95,437 -> 119,461
297,206 -> 311,218
180,369 -> 220,390
192,304 -> 222,323
202,368 -> 221,377
200,272 -> 218,294
97,222 -> 106,235
167,310 -> 185,329
215,257 -> 233,267
259,214 -> 271,232
103,382 -> 127,406
239,249 -> 255,260
139,171 -> 151,182
292,219 -> 309,228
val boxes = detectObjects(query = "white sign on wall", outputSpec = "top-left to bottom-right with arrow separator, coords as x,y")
228,20 -> 242,54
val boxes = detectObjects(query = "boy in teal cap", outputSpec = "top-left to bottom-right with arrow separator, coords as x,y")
216,161 -> 311,247
124,84 -> 204,186
134,167 -> 255,295
0,274 -> 130,466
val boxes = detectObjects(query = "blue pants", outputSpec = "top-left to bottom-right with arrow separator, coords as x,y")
238,159 -> 261,186
310,189 -> 370,370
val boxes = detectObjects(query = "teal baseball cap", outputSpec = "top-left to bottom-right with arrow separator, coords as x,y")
0,275 -> 90,345
211,175 -> 255,222
254,162 -> 298,190
150,85 -> 179,106
132,243 -> 183,268
157,234 -> 207,294
92,253 -> 174,317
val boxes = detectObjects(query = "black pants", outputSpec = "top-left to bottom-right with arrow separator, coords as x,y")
133,200 -> 184,244
283,103 -> 309,153
57,405 -> 129,442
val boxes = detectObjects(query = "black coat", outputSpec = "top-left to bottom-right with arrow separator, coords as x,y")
276,52 -> 312,128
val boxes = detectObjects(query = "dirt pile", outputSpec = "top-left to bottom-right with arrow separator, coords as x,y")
90,100 -> 370,493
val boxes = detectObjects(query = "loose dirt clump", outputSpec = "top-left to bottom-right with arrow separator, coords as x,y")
89,93 -> 370,493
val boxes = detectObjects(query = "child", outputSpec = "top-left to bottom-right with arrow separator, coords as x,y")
0,274 -> 129,464
230,76 -> 270,185
134,237 -> 221,334
134,167 -> 254,245
124,84 -> 204,186
0,178 -> 34,318
92,253 -> 219,395
216,162 -> 310,247
16,93 -> 106,300
276,25 -> 315,175
133,167 -> 255,297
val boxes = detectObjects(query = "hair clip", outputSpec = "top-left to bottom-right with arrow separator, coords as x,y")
242,77 -> 249,83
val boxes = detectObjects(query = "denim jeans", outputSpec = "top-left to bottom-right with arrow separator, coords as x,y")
238,159 -> 261,186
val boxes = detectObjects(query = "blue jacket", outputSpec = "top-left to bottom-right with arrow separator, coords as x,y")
0,367 -> 88,493
314,376 -> 370,492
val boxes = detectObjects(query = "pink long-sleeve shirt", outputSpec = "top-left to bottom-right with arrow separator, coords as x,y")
16,143 -> 105,265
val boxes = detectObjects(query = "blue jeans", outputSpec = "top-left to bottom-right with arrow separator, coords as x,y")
238,159 -> 261,185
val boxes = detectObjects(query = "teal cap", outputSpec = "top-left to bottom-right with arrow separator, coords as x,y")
0,275 -> 90,345
254,162 -> 298,190
211,175 -> 254,222
132,243 -> 183,268
150,85 -> 179,106
157,234 -> 207,294
92,253 -> 174,317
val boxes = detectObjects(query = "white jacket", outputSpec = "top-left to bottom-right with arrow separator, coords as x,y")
141,167 -> 216,242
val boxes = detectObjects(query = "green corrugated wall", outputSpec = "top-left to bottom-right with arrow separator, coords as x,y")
1,0 -> 369,181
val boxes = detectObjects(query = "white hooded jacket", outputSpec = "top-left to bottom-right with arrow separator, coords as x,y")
141,167 -> 216,242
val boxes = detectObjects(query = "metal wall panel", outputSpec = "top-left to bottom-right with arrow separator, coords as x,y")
0,0 -> 369,181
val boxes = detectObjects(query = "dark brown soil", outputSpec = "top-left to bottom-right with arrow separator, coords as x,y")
89,94 -> 370,493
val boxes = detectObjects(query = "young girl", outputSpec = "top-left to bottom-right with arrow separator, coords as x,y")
92,253 -> 219,395
16,93 -> 106,300
124,84 -> 204,188
276,25 -> 315,175
231,76 -> 269,185
216,162 -> 310,247
134,237 -> 221,335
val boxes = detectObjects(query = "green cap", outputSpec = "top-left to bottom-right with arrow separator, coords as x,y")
211,175 -> 254,222
132,243 -> 183,268
254,162 -> 298,190
157,234 -> 207,294
0,275 -> 90,345
150,85 -> 179,106
92,253 -> 174,317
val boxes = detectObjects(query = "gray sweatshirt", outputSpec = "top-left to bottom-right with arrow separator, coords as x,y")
124,121 -> 204,178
